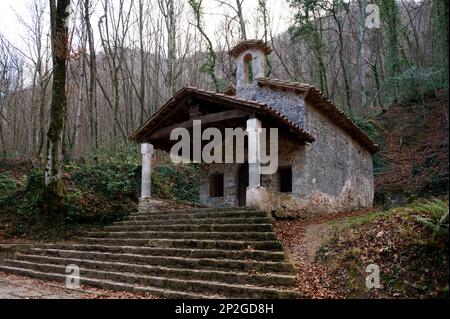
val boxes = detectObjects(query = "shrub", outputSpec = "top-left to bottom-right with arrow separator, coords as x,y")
71,142 -> 141,199
352,116 -> 389,175
0,173 -> 20,203
1,143 -> 200,239
152,164 -> 200,202
72,161 -> 140,199
412,199 -> 449,240
393,67 -> 444,105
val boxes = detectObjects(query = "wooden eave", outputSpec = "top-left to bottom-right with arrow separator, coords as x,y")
228,40 -> 273,58
129,87 -> 315,146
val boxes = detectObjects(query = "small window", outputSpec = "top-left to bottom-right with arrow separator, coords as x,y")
243,53 -> 254,83
210,174 -> 224,198
279,167 -> 292,193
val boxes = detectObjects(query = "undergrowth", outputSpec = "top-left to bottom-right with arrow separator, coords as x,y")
0,144 -> 200,240
352,116 -> 389,176
317,199 -> 449,298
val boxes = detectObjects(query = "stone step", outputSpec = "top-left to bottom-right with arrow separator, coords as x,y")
77,238 -> 284,251
131,207 -> 255,216
0,264 -> 219,299
16,252 -> 294,274
127,210 -> 268,221
113,217 -> 271,226
0,204 -> 299,298
104,223 -> 273,233
83,231 -> 277,241
1,261 -> 300,298
33,245 -> 286,261
9,253 -> 295,287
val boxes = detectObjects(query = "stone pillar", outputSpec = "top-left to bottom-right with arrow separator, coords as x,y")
141,143 -> 154,199
246,118 -> 262,208
247,118 -> 261,188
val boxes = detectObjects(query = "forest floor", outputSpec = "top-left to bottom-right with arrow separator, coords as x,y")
274,200 -> 449,299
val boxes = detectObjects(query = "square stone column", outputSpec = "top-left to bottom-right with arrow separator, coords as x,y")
141,143 -> 154,199
246,118 -> 262,208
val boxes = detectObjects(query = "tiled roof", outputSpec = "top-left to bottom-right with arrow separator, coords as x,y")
228,40 -> 273,58
256,78 -> 380,154
129,86 -> 315,144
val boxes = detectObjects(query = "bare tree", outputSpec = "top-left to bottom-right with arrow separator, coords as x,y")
158,0 -> 177,95
84,0 -> 98,148
188,0 -> 221,91
216,0 -> 247,40
97,0 -> 131,140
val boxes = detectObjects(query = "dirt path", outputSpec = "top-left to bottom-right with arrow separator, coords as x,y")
0,272 -> 159,299
0,272 -> 92,299
296,223 -> 333,263
273,211 -> 364,298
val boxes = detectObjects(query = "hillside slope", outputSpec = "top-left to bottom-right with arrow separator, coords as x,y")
373,92 -> 449,207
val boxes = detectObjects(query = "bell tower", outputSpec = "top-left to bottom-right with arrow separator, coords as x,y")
229,40 -> 272,94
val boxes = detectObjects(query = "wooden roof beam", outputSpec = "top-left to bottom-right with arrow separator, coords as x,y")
148,109 -> 251,141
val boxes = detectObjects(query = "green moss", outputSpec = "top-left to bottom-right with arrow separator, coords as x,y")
0,173 -> 20,203
351,116 -> 389,175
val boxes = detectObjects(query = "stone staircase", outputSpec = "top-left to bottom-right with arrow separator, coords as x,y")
0,208 -> 300,299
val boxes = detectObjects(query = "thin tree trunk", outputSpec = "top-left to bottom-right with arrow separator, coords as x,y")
258,0 -> 271,77
138,0 -> 146,124
357,0 -> 367,114
0,106 -> 6,157
84,0 -> 98,149
73,5 -> 86,157
235,0 -> 247,40
189,0 -> 220,92
332,7 -> 352,113
158,0 -> 177,95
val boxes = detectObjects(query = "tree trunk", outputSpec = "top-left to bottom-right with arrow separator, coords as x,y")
43,0 -> 71,218
84,0 -> 98,149
378,0 -> 402,103
72,2 -> 86,157
138,0 -> 146,124
332,6 -> 352,114
235,0 -> 247,40
258,0 -> 271,77
188,0 -> 220,92
357,0 -> 367,114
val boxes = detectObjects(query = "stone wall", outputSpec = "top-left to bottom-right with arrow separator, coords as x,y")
199,162 -> 240,207
199,137 -> 304,209
301,101 -> 374,211
251,100 -> 374,217
199,83 -> 374,216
